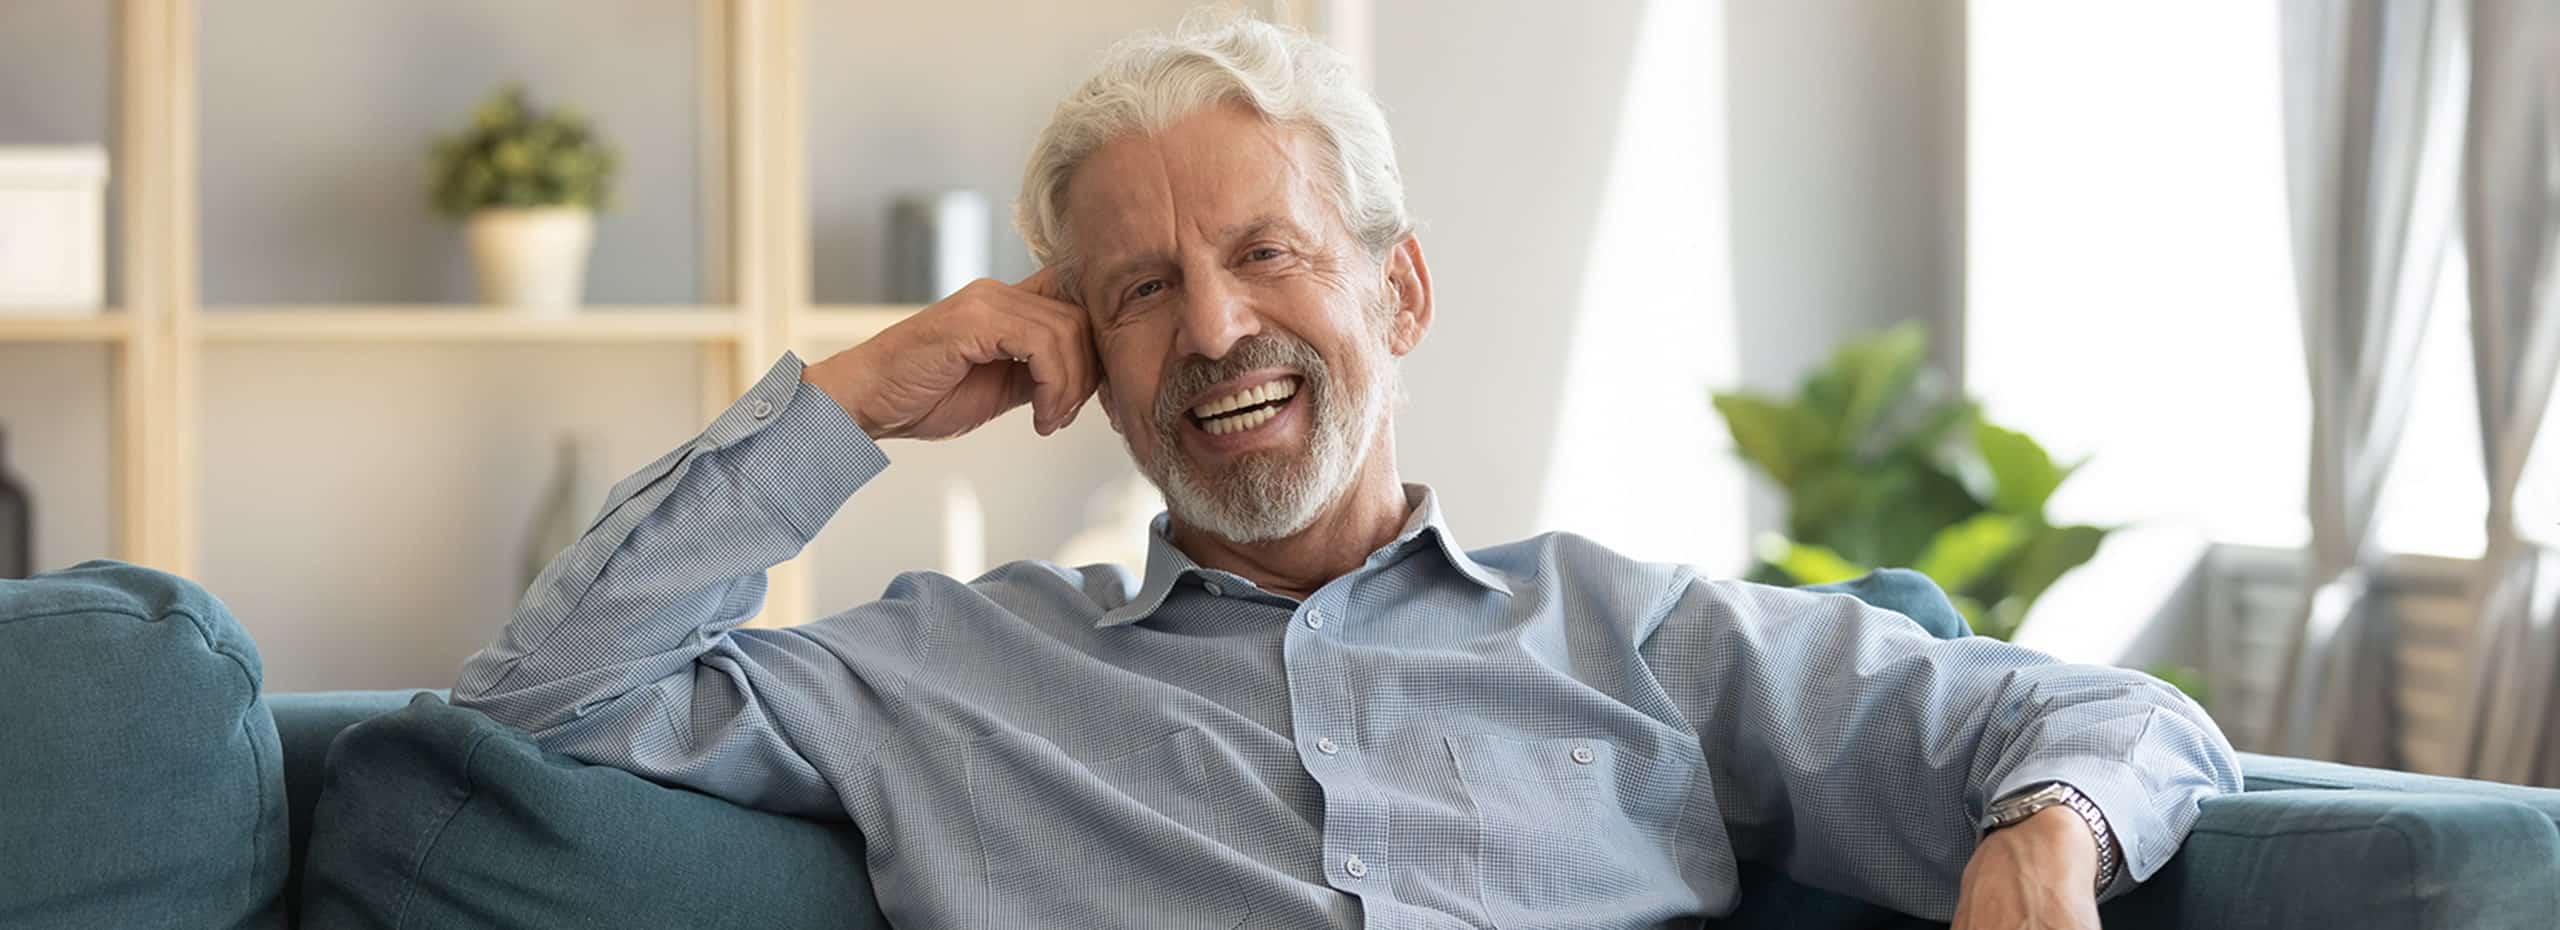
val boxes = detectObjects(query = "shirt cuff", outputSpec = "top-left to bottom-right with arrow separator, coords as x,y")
1984,763 -> 2155,902
706,351 -> 891,540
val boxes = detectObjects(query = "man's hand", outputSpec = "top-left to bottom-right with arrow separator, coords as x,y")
1950,806 -> 2104,929
802,267 -> 1100,441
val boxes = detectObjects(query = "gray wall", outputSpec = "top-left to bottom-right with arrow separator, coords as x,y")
1723,0 -> 1966,535
199,0 -> 703,304
1373,0 -> 1646,548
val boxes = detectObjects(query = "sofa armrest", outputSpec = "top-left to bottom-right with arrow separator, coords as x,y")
2101,789 -> 2560,930
2240,751 -> 2560,825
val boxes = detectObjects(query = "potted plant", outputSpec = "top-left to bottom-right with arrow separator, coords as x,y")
430,84 -> 618,312
1711,322 -> 2110,641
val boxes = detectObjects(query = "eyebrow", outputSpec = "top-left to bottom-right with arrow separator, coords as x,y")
1088,213 -> 1304,298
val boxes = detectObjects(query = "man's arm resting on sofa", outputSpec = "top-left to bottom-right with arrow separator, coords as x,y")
1642,574 -> 2246,920
451,352 -> 889,817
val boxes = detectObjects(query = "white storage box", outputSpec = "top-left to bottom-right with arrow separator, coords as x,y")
0,146 -> 110,313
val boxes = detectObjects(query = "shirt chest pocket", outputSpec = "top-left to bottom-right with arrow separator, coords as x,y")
964,726 -> 1248,930
1445,733 -> 1699,930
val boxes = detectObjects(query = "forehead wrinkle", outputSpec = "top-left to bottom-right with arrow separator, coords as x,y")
1070,107 -> 1331,293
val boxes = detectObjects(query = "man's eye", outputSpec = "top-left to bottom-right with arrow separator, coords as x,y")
1246,246 -> 1284,262
1127,279 -> 1166,301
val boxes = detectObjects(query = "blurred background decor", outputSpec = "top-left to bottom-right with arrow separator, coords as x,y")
889,189 -> 993,303
431,84 -> 618,311
1714,322 -> 2108,643
0,423 -> 30,578
0,145 -> 107,313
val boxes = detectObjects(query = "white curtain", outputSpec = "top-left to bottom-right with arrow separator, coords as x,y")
2272,0 -> 2468,763
2451,0 -> 2560,787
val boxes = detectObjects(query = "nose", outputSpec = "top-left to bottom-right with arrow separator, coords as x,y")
1172,271 -> 1259,360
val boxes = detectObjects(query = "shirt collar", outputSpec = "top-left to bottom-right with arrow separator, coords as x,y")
1095,483 -> 1511,628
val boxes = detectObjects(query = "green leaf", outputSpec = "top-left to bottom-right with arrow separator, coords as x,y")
1757,534 -> 1870,585
1801,457 -> 1983,568
1976,417 -> 2070,516
1950,593 -> 1989,635
2144,663 -> 2211,708
2004,522 -> 2109,605
429,83 -> 619,216
1797,322 -> 1929,449
1713,392 -> 1814,488
1977,595 -> 2029,641
1910,513 -> 2030,594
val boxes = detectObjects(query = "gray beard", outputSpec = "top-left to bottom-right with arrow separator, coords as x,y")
1130,332 -> 1390,544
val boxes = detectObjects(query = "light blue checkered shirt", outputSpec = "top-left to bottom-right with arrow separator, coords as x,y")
455,353 -> 2240,928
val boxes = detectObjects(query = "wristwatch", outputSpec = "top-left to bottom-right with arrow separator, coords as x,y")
1983,781 -> 2119,896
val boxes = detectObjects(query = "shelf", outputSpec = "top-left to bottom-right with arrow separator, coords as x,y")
199,306 -> 740,343
0,312 -> 129,342
796,304 -> 920,345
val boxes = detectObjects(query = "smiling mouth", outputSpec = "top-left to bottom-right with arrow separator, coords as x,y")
1187,376 -> 1302,436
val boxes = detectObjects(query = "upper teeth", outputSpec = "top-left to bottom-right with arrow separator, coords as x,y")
1192,378 -> 1298,419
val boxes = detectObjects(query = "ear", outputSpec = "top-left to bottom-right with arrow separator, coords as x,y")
1381,235 -> 1433,357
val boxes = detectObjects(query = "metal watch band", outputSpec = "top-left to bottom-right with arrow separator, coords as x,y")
1985,781 -> 2120,896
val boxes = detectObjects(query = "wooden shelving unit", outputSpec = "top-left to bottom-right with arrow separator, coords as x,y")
10,0 -> 1360,628
199,307 -> 744,344
0,313 -> 131,342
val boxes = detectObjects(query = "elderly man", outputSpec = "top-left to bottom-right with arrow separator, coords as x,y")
455,16 -> 2237,930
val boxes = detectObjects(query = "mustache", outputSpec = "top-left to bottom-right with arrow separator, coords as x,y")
1152,334 -> 1329,428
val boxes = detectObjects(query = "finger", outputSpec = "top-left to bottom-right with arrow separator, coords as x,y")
1001,298 -> 1097,432
1011,288 -> 1101,426
989,329 -> 1071,434
950,307 -> 1062,430
1030,302 -> 1099,428
1013,265 -> 1064,303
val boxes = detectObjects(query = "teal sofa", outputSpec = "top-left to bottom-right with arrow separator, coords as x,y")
5,559 -> 2557,929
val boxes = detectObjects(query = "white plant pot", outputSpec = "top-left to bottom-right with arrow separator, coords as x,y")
466,207 -> 594,313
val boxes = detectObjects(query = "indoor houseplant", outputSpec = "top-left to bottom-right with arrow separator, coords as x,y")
1711,322 -> 2109,643
430,84 -> 618,312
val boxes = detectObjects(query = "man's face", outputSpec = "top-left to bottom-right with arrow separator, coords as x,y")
1061,103 -> 1423,543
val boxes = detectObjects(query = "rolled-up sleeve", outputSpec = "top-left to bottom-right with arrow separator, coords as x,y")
1639,571 -> 2241,919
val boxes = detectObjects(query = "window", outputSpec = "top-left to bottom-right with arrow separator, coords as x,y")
1968,1 -> 2315,548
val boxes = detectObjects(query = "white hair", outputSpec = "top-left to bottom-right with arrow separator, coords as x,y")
1015,13 -> 1411,279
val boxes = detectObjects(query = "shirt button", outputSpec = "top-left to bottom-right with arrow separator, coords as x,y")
1316,736 -> 1339,755
1343,854 -> 1368,879
1571,745 -> 1595,765
750,399 -> 774,419
1305,610 -> 1326,630
1204,582 -> 1224,597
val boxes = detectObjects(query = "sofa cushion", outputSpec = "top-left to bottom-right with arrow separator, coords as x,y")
267,689 -> 436,925
0,560 -> 289,930
298,692 -> 887,929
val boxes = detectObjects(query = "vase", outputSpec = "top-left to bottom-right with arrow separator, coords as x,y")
0,425 -> 30,579
466,207 -> 594,313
